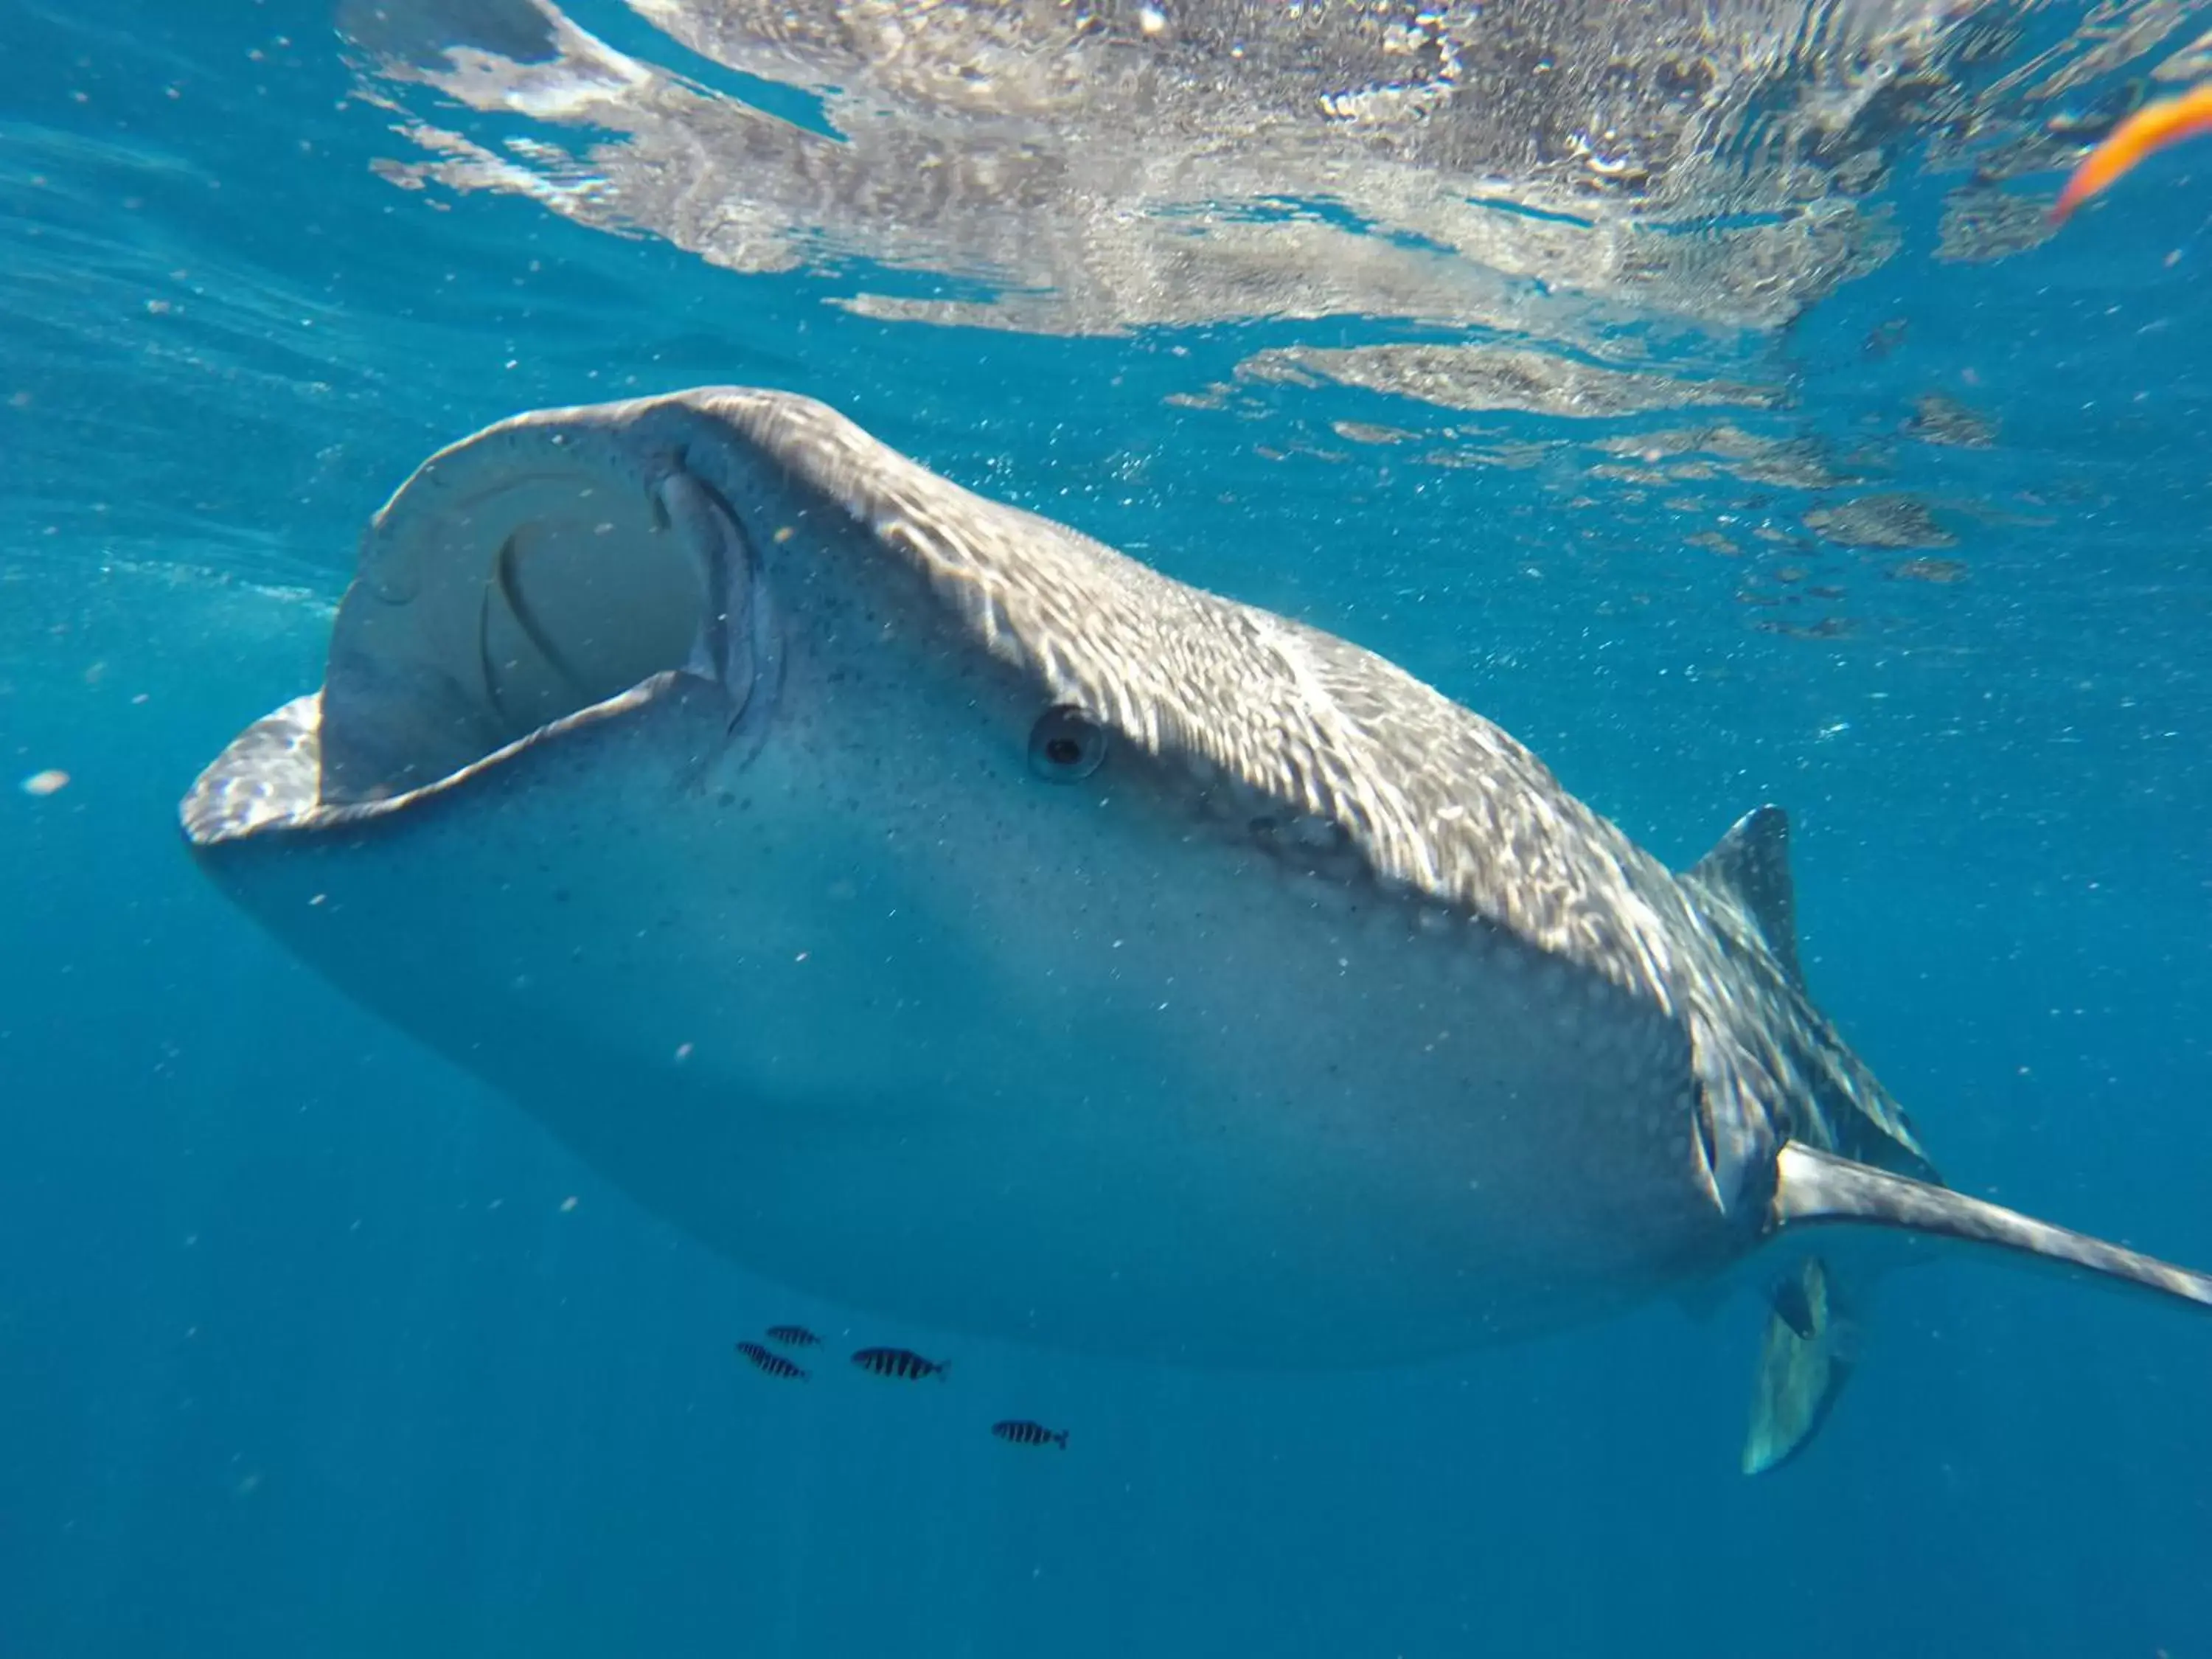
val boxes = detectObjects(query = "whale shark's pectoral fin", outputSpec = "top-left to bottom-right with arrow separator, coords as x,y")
1742,1256 -> 1861,1475
1744,1146 -> 2212,1473
1771,1142 -> 2212,1310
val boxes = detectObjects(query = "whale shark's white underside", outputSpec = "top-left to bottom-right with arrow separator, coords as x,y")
182,389 -> 2211,1471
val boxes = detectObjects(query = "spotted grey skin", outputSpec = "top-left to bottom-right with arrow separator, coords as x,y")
181,389 -> 2212,1465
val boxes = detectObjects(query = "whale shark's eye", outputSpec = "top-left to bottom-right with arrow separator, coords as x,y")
1029,705 -> 1107,782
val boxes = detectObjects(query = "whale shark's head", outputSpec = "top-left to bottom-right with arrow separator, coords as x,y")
183,390 -> 1263,873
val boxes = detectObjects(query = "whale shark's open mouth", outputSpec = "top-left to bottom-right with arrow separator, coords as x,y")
182,442 -> 771,846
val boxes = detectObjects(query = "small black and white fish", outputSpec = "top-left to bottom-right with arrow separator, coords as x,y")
735,1340 -> 807,1380
991,1419 -> 1068,1450
852,1346 -> 947,1381
764,1324 -> 821,1349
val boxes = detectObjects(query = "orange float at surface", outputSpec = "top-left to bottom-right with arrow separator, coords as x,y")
2053,82 -> 2212,223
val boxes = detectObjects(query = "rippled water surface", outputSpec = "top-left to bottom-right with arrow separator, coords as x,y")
4,2 -> 2211,1655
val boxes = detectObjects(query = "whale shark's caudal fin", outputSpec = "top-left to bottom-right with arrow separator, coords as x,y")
1770,1142 -> 2212,1310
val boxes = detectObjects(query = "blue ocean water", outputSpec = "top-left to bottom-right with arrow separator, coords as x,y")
4,2 -> 2211,1655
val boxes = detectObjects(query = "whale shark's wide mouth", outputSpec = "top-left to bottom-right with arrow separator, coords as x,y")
183,448 -> 764,846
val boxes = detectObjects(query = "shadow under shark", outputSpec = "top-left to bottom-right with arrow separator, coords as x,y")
181,389 -> 2211,1472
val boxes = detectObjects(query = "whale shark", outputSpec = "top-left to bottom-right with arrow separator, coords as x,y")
181,388 -> 2211,1470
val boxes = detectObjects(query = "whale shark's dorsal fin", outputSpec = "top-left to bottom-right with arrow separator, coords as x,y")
1772,1142 -> 2212,1310
1687,804 -> 1801,983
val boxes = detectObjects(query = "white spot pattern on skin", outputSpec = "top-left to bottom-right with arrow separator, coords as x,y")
181,387 -> 1934,1218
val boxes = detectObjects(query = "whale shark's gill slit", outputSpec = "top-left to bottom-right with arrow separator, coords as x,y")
483,531 -> 594,730
1691,1085 -> 1720,1196
654,470 -> 781,750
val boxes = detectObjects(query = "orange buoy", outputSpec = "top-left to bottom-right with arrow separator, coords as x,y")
2052,81 -> 2212,223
